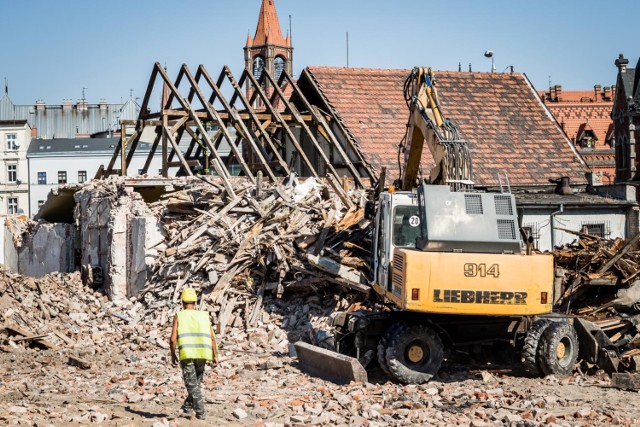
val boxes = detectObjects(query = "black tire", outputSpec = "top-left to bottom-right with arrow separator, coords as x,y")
385,324 -> 444,384
521,319 -> 551,377
538,321 -> 579,377
377,323 -> 404,377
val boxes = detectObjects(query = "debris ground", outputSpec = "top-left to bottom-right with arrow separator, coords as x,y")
3,178 -> 640,425
2,270 -> 640,426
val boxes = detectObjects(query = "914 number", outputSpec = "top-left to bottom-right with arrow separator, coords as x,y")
464,263 -> 500,278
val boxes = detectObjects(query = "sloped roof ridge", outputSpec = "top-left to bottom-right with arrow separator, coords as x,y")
303,67 -> 366,156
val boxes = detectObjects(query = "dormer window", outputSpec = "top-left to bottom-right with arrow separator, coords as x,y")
580,137 -> 595,149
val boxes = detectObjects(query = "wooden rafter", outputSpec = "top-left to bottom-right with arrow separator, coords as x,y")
102,63 -> 371,195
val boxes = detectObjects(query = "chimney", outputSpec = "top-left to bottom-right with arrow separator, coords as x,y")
31,128 -> 37,138
603,86 -> 611,100
99,99 -> 107,110
554,85 -> 562,102
615,53 -> 629,73
62,99 -> 72,111
594,84 -> 602,101
550,177 -> 573,195
35,99 -> 46,110
77,99 -> 89,112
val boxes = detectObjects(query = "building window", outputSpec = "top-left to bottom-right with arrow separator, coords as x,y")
37,200 -> 45,209
253,56 -> 265,80
522,223 -> 540,250
37,171 -> 47,184
581,222 -> 610,238
6,133 -> 17,151
78,170 -> 87,183
7,197 -> 18,214
7,164 -> 17,183
58,171 -> 67,184
274,56 -> 286,82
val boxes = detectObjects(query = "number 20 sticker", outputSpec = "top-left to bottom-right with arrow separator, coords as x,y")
408,216 -> 420,227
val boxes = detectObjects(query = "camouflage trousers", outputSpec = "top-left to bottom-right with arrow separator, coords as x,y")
180,359 -> 206,418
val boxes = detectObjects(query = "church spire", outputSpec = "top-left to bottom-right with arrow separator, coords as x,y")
252,0 -> 287,46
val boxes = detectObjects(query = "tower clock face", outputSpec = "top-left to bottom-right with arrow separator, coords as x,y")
253,57 -> 265,80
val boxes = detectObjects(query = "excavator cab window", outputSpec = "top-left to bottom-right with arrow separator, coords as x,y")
392,206 -> 421,248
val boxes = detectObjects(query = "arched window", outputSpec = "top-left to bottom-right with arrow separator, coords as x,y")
274,56 -> 286,82
253,56 -> 265,80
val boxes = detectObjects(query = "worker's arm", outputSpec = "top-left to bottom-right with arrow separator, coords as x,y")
169,315 -> 178,365
210,325 -> 219,366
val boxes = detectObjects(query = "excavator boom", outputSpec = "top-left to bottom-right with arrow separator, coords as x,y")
400,67 -> 473,191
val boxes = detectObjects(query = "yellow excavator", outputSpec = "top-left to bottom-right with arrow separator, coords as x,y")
298,67 -> 581,384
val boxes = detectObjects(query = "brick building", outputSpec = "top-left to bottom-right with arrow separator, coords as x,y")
612,54 -> 640,184
540,84 -> 615,185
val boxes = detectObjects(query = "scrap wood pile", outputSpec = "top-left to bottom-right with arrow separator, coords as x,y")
138,175 -> 374,334
553,229 -> 640,372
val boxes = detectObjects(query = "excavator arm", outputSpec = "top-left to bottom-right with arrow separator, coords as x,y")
399,67 -> 473,191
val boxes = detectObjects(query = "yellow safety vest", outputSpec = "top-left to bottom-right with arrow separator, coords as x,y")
177,310 -> 214,361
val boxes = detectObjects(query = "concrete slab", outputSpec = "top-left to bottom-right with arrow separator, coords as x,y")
295,341 -> 368,384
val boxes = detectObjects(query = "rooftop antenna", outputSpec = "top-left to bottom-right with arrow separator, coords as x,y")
289,14 -> 292,44
82,87 -> 87,101
346,32 -> 350,68
548,75 -> 552,88
130,89 -> 134,98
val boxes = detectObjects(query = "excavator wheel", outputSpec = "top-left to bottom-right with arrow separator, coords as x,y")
538,321 -> 579,377
521,319 -> 552,377
377,323 -> 404,377
384,324 -> 444,384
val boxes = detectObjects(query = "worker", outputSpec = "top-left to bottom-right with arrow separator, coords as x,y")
170,287 -> 219,420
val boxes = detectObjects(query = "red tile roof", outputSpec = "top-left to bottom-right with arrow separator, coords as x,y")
543,103 -> 613,147
304,67 -> 589,187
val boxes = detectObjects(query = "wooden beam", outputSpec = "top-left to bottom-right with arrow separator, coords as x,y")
163,125 -> 194,176
180,64 -> 255,182
243,71 -> 319,180
197,65 -> 278,182
141,127 -> 162,175
225,67 -> 290,175
156,65 -> 231,180
597,233 -> 640,275
298,68 -> 375,180
262,71 -> 352,207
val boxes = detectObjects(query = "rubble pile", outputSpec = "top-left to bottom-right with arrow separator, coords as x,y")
553,230 -> 640,372
138,176 -> 373,335
0,268 -> 140,355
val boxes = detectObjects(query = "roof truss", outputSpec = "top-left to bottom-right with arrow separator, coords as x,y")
102,62 -> 375,204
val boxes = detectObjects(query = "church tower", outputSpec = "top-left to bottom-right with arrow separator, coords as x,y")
244,0 -> 293,100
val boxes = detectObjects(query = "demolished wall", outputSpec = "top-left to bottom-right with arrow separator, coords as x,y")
1,216 -> 74,277
18,223 -> 75,277
74,178 -> 164,303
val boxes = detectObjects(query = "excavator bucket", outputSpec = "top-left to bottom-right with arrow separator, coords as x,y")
294,341 -> 368,384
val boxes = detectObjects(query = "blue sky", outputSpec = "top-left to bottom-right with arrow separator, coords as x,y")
2,0 -> 638,104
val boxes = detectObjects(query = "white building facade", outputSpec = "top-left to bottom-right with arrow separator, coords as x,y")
27,137 -> 165,217
0,120 -> 31,215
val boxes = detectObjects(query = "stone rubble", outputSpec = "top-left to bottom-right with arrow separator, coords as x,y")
2,177 -> 640,424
